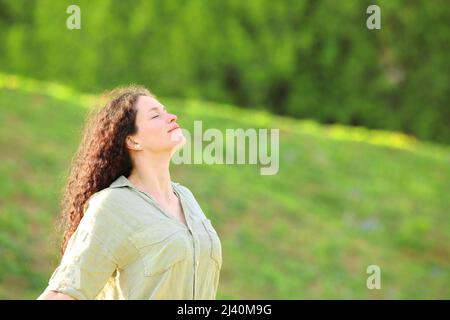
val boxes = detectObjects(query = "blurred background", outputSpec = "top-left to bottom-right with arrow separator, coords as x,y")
0,0 -> 449,299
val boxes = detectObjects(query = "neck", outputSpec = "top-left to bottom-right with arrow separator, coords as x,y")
128,150 -> 175,202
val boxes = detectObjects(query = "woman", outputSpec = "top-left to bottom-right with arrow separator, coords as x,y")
37,86 -> 222,300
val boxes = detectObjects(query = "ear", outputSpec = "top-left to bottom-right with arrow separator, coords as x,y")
126,136 -> 140,150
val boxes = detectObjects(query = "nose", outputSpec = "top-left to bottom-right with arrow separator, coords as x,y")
167,112 -> 177,123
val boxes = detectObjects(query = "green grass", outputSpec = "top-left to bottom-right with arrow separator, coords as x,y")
0,73 -> 449,299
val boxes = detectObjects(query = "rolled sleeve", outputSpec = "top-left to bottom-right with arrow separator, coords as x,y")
47,236 -> 117,299
46,200 -> 119,299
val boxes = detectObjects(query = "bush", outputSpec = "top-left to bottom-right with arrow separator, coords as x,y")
0,0 -> 448,143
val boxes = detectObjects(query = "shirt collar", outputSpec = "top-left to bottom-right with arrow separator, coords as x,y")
109,175 -> 180,189
109,175 -> 133,188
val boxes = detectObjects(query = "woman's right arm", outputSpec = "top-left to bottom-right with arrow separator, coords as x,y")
37,288 -> 75,300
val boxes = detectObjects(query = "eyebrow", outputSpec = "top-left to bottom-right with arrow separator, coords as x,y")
147,106 -> 166,113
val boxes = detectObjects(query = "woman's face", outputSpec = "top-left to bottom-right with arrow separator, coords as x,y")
127,95 -> 185,155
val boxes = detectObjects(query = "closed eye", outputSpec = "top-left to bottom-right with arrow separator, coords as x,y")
151,115 -> 159,119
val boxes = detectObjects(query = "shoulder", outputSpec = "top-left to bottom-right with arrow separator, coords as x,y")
86,187 -> 131,211
174,182 -> 195,198
174,182 -> 209,220
77,188 -> 130,254
173,182 -> 199,205
82,187 -> 132,227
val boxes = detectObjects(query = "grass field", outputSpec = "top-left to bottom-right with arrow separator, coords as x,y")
0,73 -> 449,299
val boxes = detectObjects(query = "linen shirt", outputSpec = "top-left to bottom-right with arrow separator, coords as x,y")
46,175 -> 222,299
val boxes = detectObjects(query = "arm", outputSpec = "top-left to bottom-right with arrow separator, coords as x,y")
41,192 -> 123,300
37,288 -> 76,300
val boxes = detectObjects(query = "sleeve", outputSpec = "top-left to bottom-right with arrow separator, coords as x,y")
46,196 -> 120,300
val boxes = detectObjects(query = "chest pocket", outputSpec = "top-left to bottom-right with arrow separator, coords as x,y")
129,225 -> 188,277
199,218 -> 222,269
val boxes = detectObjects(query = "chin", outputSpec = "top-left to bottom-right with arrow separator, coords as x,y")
170,134 -> 186,148
169,129 -> 185,143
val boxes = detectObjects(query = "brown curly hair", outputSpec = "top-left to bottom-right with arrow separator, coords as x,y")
58,85 -> 152,255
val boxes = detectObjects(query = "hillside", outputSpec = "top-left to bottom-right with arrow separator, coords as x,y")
0,73 -> 448,299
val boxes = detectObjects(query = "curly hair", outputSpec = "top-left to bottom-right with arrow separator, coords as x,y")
58,85 -> 153,255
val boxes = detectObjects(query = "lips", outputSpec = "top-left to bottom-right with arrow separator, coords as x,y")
168,125 -> 180,133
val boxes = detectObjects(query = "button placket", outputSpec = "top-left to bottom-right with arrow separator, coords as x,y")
173,185 -> 197,299
190,230 -> 197,299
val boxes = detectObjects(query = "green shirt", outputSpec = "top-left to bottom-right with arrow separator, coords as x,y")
46,175 -> 222,300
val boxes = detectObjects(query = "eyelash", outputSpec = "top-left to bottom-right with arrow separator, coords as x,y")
151,109 -> 167,119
